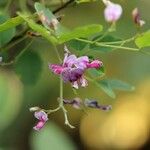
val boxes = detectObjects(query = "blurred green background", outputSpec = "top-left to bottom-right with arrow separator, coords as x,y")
0,0 -> 150,150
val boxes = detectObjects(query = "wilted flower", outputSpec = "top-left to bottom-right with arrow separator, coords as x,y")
49,46 -> 103,89
33,111 -> 48,131
63,98 -> 82,109
84,99 -> 112,111
132,8 -> 145,27
103,0 -> 122,23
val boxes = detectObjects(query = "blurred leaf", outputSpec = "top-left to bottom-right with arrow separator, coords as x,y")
31,122 -> 76,150
107,79 -> 135,91
88,66 -> 105,78
0,70 -> 23,131
90,35 -> 121,53
0,14 -> 15,47
98,80 -> 116,99
14,51 -> 42,85
0,16 -> 24,32
135,30 -> 150,48
67,38 -> 88,51
58,24 -> 103,43
97,79 -> 134,98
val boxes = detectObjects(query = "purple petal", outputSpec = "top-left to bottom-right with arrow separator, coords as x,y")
33,121 -> 46,131
34,111 -> 48,122
62,68 -> 84,82
75,56 -> 89,69
87,60 -> 103,69
63,54 -> 77,67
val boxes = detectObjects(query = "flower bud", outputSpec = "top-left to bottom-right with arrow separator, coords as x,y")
132,8 -> 145,27
104,1 -> 122,23
29,106 -> 40,112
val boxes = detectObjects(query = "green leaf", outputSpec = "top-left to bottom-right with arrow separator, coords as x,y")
58,24 -> 103,43
14,51 -> 42,85
31,122 -> 76,150
0,16 -> 24,32
90,35 -> 121,53
0,70 -> 23,131
107,79 -> 135,91
67,38 -> 88,51
135,30 -> 150,48
18,13 -> 58,44
98,80 -> 116,99
88,66 -> 105,78
0,14 -> 15,47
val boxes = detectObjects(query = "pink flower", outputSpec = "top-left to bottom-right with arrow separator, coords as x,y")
132,8 -> 145,27
103,0 -> 122,23
33,111 -> 48,131
49,46 -> 103,89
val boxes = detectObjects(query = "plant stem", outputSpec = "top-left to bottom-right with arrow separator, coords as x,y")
53,0 -> 75,14
76,38 -> 139,51
53,45 -> 62,63
59,76 -> 75,128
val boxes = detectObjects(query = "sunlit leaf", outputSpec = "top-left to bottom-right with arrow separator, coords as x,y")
67,38 -> 88,51
31,122 -> 76,150
58,24 -> 103,43
14,51 -> 42,85
0,14 -> 15,47
0,70 -> 23,130
135,30 -> 150,48
90,35 -> 121,53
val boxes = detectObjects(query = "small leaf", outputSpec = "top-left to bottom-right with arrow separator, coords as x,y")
58,24 -> 103,43
0,70 -> 23,130
14,51 -> 42,85
98,80 -> 116,99
88,66 -> 105,78
135,30 -> 150,48
0,14 -> 15,47
67,39 -> 88,51
30,122 -> 76,150
90,35 -> 121,53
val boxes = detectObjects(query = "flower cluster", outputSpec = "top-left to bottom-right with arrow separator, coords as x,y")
49,46 -> 103,89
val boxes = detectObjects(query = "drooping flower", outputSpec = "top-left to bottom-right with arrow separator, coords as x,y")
132,8 -> 145,27
33,111 -> 48,131
103,0 -> 123,23
49,46 -> 103,89
84,99 -> 112,111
